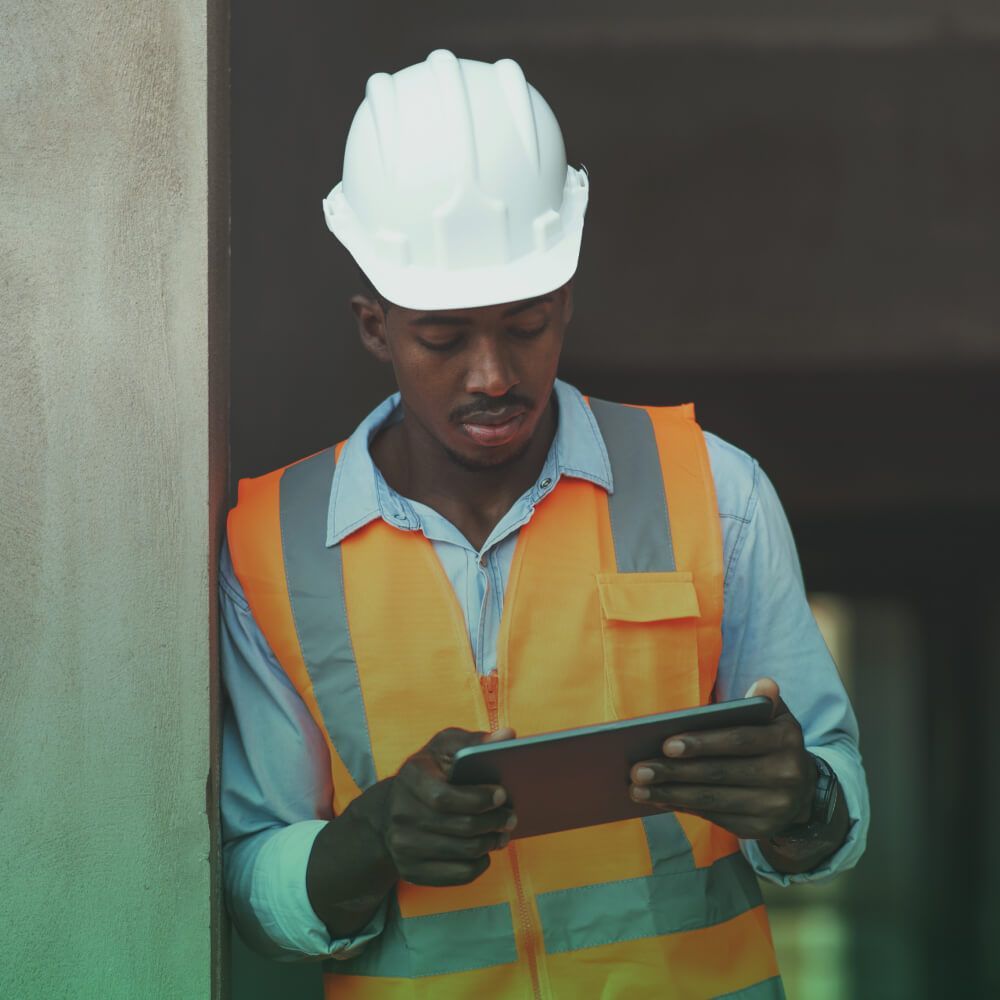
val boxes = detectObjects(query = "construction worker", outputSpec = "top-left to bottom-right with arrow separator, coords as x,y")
220,50 -> 869,998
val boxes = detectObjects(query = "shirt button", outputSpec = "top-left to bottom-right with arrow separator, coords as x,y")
540,478 -> 552,489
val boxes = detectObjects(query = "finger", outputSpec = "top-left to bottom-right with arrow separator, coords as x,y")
745,677 -> 791,720
662,722 -> 790,759
391,829 -> 511,864
482,727 -> 516,743
426,727 -> 503,769
425,727 -> 513,800
415,806 -> 518,839
401,756 -> 507,814
631,756 -> 792,788
658,807 -> 776,842
404,856 -> 492,888
631,782 -> 791,818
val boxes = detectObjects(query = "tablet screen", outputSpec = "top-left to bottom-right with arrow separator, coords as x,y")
450,697 -> 773,839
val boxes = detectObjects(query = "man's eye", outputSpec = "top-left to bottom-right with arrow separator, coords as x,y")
510,324 -> 548,339
419,338 -> 461,352
418,323 -> 546,352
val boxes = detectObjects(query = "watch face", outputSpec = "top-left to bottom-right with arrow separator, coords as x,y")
822,771 -> 840,826
811,755 -> 838,826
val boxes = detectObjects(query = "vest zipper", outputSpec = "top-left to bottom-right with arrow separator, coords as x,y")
481,672 -> 543,1000
507,842 -> 542,1000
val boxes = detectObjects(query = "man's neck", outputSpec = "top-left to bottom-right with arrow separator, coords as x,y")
371,393 -> 559,535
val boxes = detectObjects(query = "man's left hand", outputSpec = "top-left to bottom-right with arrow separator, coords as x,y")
629,677 -> 817,840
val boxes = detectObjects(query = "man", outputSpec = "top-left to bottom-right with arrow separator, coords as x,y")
221,49 -> 868,998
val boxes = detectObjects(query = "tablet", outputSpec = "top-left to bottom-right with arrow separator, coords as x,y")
449,696 -> 774,840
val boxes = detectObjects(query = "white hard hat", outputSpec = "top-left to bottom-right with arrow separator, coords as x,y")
322,49 -> 589,311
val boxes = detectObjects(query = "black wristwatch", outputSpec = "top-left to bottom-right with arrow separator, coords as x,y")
768,753 -> 839,845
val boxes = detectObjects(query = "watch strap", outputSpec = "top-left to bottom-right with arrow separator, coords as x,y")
768,753 -> 839,844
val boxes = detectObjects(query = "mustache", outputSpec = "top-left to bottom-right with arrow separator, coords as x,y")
454,397 -> 531,422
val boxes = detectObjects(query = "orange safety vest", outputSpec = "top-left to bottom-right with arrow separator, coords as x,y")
227,397 -> 783,999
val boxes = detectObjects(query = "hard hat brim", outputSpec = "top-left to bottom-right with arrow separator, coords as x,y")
324,166 -> 589,312
347,224 -> 584,312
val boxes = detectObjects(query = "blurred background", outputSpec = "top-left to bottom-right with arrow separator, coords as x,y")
229,3 -> 1000,997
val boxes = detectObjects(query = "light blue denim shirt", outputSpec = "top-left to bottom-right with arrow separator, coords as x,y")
220,377 -> 869,961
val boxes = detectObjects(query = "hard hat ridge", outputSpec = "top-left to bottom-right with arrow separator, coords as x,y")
323,49 -> 589,311
362,72 -> 400,180
493,57 -> 541,171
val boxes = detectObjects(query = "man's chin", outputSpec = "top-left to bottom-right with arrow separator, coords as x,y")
442,435 -> 533,472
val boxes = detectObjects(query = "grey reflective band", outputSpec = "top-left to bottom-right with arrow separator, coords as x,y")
587,397 -> 676,573
327,895 -> 518,978
536,852 -> 764,955
714,975 -> 787,999
589,399 -> 700,874
642,811 -> 698,876
539,404 -> 761,976
280,448 -> 378,792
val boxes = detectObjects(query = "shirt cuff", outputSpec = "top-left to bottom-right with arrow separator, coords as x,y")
739,743 -> 870,887
250,820 -> 389,958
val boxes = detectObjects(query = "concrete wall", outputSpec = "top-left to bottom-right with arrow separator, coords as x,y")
1,3 -> 225,997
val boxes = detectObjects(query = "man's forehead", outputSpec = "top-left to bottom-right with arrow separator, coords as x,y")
405,294 -> 555,327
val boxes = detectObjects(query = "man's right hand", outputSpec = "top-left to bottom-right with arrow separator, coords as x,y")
377,727 -> 518,887
307,726 -> 517,938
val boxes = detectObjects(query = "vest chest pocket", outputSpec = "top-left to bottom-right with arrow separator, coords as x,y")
597,572 -> 702,719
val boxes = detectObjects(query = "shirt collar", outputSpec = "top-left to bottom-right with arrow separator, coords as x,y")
325,377 -> 613,547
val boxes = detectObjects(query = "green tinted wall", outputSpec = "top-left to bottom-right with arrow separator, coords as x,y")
1,3 -> 224,997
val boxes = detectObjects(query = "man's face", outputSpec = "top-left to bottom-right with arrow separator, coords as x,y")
354,281 -> 573,472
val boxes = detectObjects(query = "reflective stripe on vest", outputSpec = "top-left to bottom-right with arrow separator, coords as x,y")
588,397 -> 677,573
584,397 -> 749,940
716,976 -> 786,999
329,894 -> 519,979
279,448 -> 377,793
227,398 -> 780,997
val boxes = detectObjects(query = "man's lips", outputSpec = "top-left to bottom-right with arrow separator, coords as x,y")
458,410 -> 527,446
459,407 -> 527,427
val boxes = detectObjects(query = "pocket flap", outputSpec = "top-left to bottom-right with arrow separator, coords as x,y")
596,572 -> 701,622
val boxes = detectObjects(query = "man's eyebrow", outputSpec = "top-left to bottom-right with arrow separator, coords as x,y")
409,294 -> 554,327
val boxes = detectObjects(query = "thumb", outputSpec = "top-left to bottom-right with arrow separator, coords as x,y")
425,726 -> 516,779
482,727 -> 516,744
744,677 -> 789,719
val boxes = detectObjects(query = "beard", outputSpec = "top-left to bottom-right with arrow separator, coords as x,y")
441,432 -> 535,472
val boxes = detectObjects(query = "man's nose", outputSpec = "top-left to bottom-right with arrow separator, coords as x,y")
464,336 -> 519,398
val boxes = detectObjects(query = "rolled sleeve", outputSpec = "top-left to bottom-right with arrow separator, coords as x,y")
740,740 -> 870,887
220,537 -> 387,959
226,821 -> 388,960
707,444 -> 871,885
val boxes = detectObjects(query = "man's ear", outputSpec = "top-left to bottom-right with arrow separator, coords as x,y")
350,294 -> 392,363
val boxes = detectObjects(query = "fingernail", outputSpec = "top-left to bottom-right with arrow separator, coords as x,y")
631,786 -> 651,801
498,833 -> 511,848
745,681 -> 759,698
634,766 -> 655,783
493,788 -> 507,807
504,814 -> 518,831
664,740 -> 685,757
